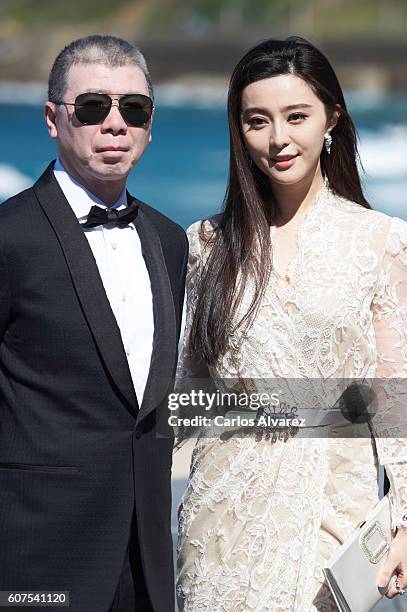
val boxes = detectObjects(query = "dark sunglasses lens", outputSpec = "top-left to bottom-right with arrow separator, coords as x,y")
120,95 -> 153,126
74,93 -> 111,125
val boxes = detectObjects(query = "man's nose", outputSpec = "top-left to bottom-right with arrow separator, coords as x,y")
101,101 -> 127,134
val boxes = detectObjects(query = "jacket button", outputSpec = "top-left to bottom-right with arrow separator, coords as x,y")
135,429 -> 142,440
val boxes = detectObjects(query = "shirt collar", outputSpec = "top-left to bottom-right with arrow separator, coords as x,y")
53,157 -> 127,222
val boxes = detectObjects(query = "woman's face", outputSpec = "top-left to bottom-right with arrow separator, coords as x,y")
240,73 -> 336,188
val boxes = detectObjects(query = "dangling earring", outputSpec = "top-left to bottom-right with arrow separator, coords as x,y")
324,132 -> 332,155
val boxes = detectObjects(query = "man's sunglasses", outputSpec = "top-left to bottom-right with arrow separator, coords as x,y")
54,93 -> 154,127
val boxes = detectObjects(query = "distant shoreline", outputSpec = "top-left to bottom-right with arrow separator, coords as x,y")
0,38 -> 406,92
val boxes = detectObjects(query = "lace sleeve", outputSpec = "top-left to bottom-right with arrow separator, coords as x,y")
371,216 -> 407,528
176,222 -> 211,381
174,223 -> 213,446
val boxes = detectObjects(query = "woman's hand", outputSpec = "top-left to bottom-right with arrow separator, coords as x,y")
377,528 -> 407,598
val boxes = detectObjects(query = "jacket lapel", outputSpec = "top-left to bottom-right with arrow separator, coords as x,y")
33,164 -> 138,414
131,197 -> 177,424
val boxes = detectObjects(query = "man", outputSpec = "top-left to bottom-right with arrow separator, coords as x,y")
0,35 -> 187,612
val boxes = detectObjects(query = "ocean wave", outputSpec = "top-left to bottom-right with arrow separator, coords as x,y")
366,180 -> 407,217
359,125 -> 407,178
0,165 -> 32,200
0,79 -> 228,108
0,79 -> 405,117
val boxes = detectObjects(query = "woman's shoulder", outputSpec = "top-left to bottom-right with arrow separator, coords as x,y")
321,189 -> 407,270
330,190 -> 406,239
381,215 -> 407,267
186,215 -> 221,255
347,200 -> 407,240
186,214 -> 222,235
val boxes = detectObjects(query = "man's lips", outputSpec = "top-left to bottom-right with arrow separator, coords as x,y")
97,146 -> 129,152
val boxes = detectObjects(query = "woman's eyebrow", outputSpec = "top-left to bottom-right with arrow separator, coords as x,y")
241,106 -> 269,116
282,103 -> 313,111
242,103 -> 313,117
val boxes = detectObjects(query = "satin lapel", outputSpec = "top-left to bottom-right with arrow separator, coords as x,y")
132,202 -> 177,424
33,165 -> 138,413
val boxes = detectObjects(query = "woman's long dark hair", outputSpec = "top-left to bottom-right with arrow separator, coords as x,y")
190,36 -> 371,365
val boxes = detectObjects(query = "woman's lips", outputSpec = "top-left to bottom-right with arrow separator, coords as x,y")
272,155 -> 298,169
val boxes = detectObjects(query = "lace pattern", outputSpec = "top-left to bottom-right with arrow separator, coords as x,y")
176,184 -> 407,611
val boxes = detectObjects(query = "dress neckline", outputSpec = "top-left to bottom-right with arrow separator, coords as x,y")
270,180 -> 331,286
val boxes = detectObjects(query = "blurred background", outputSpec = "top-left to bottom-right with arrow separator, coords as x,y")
0,0 -> 406,225
0,2 -> 405,609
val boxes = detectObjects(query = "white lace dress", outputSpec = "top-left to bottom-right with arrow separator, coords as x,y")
176,184 -> 407,611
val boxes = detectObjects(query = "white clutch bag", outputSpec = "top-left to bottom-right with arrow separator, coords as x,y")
323,495 -> 392,612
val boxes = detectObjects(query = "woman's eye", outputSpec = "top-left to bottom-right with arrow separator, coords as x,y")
247,117 -> 266,128
288,113 -> 307,122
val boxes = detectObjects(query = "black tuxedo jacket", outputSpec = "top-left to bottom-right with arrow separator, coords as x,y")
0,165 -> 187,611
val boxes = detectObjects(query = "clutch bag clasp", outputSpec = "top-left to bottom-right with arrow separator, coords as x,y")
359,520 -> 390,564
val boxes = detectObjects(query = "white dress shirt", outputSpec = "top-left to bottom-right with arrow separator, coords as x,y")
53,158 -> 154,404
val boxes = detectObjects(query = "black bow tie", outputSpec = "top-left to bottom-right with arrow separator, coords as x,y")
82,201 -> 139,228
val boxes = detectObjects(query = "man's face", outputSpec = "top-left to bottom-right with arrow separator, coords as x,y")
45,62 -> 152,193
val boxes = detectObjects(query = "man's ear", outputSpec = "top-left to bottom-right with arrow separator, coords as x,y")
148,108 -> 154,144
45,102 -> 58,139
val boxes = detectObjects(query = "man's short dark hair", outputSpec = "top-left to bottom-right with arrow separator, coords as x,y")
48,34 -> 154,102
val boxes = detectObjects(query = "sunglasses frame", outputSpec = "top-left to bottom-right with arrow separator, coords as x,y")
54,92 -> 154,127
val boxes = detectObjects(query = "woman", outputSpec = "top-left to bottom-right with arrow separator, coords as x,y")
176,37 -> 407,611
